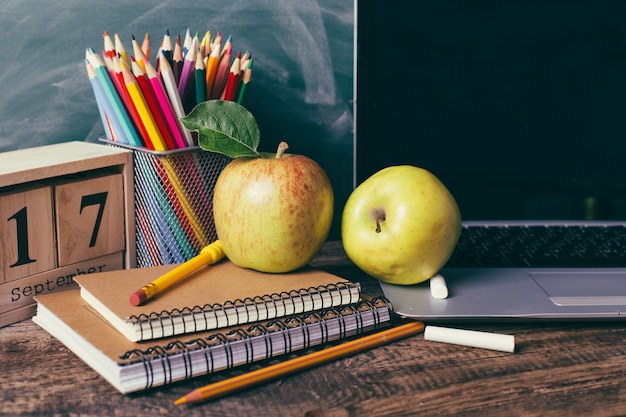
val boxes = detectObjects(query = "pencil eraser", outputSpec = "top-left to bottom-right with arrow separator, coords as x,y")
429,274 -> 448,299
130,290 -> 147,306
424,325 -> 515,353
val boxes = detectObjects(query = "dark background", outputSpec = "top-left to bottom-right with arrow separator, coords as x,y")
357,0 -> 626,221
5,1 -> 626,239
0,0 -> 354,240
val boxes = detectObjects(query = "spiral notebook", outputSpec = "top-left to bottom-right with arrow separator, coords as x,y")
32,290 -> 393,394
74,260 -> 362,342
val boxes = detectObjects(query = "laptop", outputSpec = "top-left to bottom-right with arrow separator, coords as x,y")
355,0 -> 626,320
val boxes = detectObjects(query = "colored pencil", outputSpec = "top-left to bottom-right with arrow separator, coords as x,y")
176,151 -> 216,246
141,32 -> 151,62
204,33 -> 221,97
159,51 -> 195,147
174,321 -> 426,405
211,31 -> 222,50
132,34 -> 148,72
102,55 -> 132,116
131,58 -> 177,150
182,27 -> 192,58
200,30 -> 211,60
240,50 -> 251,71
194,48 -> 207,104
145,58 -> 187,149
103,31 -> 116,59
211,43 -> 231,99
122,65 -> 167,151
134,168 -> 168,266
160,156 -> 211,249
135,201 -> 163,266
237,57 -> 253,104
86,61 -> 115,142
160,29 -> 173,68
85,59 -> 129,145
177,37 -> 198,113
86,48 -> 142,146
221,34 -> 232,60
137,144 -> 194,240
172,34 -> 183,84
136,157 -> 191,263
114,33 -> 129,67
222,51 -> 241,101
102,55 -> 124,92
111,56 -> 153,149
148,157 -> 198,260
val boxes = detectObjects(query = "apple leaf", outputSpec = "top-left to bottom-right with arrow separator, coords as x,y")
180,100 -> 261,158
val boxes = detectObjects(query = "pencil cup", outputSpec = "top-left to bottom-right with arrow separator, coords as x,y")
103,140 -> 231,267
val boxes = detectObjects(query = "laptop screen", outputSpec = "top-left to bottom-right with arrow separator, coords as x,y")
355,1 -> 626,222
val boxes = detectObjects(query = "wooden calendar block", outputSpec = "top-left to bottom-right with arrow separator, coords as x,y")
53,171 -> 126,266
0,141 -> 134,327
0,184 -> 56,283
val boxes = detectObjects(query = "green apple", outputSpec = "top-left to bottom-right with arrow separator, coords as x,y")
213,142 -> 334,273
341,165 -> 461,285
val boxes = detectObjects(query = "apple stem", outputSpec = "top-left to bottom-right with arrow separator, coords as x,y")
276,141 -> 289,158
372,208 -> 386,233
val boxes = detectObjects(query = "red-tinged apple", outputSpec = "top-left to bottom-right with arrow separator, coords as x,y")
341,165 -> 461,285
212,142 -> 334,273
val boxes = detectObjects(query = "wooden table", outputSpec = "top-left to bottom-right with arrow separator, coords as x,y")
2,242 -> 626,416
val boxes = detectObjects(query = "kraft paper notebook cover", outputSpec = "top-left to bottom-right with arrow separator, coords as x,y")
74,260 -> 361,342
32,290 -> 393,394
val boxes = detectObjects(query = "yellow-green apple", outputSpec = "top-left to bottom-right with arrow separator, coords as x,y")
213,142 -> 334,273
341,165 -> 461,285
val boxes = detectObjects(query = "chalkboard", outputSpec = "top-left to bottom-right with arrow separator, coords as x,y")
0,0 -> 354,239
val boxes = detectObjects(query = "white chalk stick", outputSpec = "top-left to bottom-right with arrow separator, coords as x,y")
424,325 -> 515,353
429,274 -> 448,299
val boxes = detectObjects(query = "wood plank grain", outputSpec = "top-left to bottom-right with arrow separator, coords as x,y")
1,242 -> 626,416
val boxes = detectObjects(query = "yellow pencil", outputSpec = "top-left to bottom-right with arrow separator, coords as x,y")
114,33 -> 129,67
174,320 -> 425,405
122,66 -> 167,151
132,34 -> 148,72
129,240 -> 225,306
201,30 -> 211,59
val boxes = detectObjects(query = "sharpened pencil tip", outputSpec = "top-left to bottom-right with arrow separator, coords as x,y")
174,397 -> 186,405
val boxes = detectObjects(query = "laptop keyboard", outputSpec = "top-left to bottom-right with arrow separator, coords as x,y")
446,224 -> 626,267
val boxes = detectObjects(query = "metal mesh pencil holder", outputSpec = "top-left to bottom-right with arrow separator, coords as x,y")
104,140 -> 231,267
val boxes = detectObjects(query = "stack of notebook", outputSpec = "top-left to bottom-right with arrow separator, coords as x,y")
32,259 -> 395,394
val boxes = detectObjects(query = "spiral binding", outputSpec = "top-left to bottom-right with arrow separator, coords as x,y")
120,297 -> 394,391
128,281 -> 362,341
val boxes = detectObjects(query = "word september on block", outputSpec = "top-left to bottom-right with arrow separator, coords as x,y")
6,253 -> 120,302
